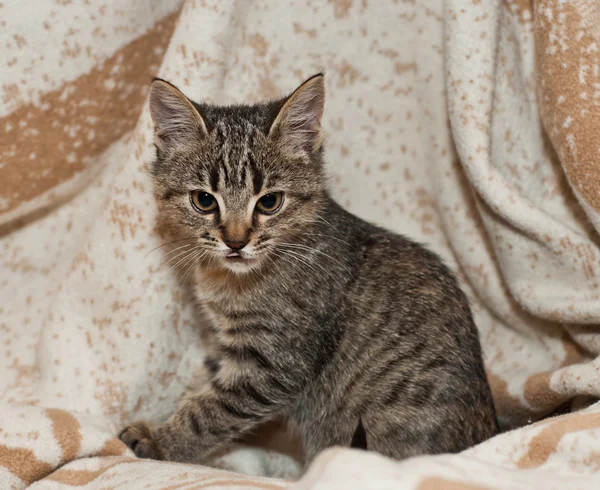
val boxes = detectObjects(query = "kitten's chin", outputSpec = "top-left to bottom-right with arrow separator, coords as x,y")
220,257 -> 261,274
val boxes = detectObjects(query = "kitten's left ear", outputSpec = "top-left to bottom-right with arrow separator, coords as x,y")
268,73 -> 325,156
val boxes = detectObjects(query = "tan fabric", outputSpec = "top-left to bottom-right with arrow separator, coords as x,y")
2,0 -> 600,488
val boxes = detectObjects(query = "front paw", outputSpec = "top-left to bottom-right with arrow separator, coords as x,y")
119,421 -> 164,460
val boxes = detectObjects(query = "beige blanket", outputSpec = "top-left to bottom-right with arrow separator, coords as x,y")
2,0 -> 600,488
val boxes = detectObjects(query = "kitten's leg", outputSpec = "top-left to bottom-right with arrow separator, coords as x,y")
120,374 -> 293,463
300,415 -> 359,466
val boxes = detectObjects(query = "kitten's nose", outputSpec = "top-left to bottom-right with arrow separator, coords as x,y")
224,239 -> 248,251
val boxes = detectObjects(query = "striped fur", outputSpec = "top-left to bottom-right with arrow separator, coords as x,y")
119,75 -> 497,468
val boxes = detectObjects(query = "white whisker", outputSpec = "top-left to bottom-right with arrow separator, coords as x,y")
164,245 -> 198,269
161,242 -> 196,261
178,248 -> 208,289
277,242 -> 354,278
273,248 -> 345,290
145,237 -> 196,258
311,232 -> 349,246
166,247 -> 204,275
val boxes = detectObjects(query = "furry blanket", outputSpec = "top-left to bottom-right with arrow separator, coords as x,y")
2,0 -> 600,488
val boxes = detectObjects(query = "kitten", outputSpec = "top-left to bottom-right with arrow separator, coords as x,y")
119,74 -> 497,467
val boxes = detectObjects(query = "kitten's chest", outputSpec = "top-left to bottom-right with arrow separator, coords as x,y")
193,270 -> 260,327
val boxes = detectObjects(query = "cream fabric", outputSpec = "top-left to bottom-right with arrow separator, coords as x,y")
2,0 -> 600,488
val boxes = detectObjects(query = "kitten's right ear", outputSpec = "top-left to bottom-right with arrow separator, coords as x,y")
148,79 -> 207,152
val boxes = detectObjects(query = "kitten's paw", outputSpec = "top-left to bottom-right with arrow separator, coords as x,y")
119,422 -> 163,460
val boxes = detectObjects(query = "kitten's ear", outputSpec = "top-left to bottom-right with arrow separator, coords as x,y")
148,78 -> 207,152
268,74 -> 325,155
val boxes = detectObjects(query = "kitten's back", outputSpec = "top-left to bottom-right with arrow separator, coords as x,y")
290,199 -> 497,461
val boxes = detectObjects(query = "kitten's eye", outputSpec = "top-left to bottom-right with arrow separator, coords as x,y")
256,192 -> 284,215
190,191 -> 218,213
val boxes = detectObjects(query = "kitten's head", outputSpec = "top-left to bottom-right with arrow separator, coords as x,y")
148,74 -> 327,274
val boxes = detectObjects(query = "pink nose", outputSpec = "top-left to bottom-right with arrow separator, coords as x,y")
224,240 -> 247,250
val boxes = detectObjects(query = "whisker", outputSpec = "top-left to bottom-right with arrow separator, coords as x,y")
314,215 -> 337,232
161,242 -> 196,261
274,248 -> 345,289
277,243 -> 354,277
164,245 -> 198,267
278,249 -> 345,290
270,251 -> 301,285
271,250 -> 310,275
177,247 -> 204,273
281,242 -> 350,270
144,237 -> 196,258
178,248 -> 208,289
310,232 -> 349,246
167,247 -> 204,275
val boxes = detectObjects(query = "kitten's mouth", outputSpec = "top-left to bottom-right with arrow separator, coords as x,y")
224,251 -> 254,262
221,250 -> 259,273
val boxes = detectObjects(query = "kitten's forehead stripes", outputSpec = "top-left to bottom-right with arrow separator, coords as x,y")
207,121 -> 265,196
209,164 -> 219,192
248,152 -> 263,195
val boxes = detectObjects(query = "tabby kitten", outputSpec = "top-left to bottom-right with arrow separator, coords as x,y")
119,74 -> 497,466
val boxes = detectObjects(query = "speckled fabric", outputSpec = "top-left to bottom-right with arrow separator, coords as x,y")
2,0 -> 600,488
